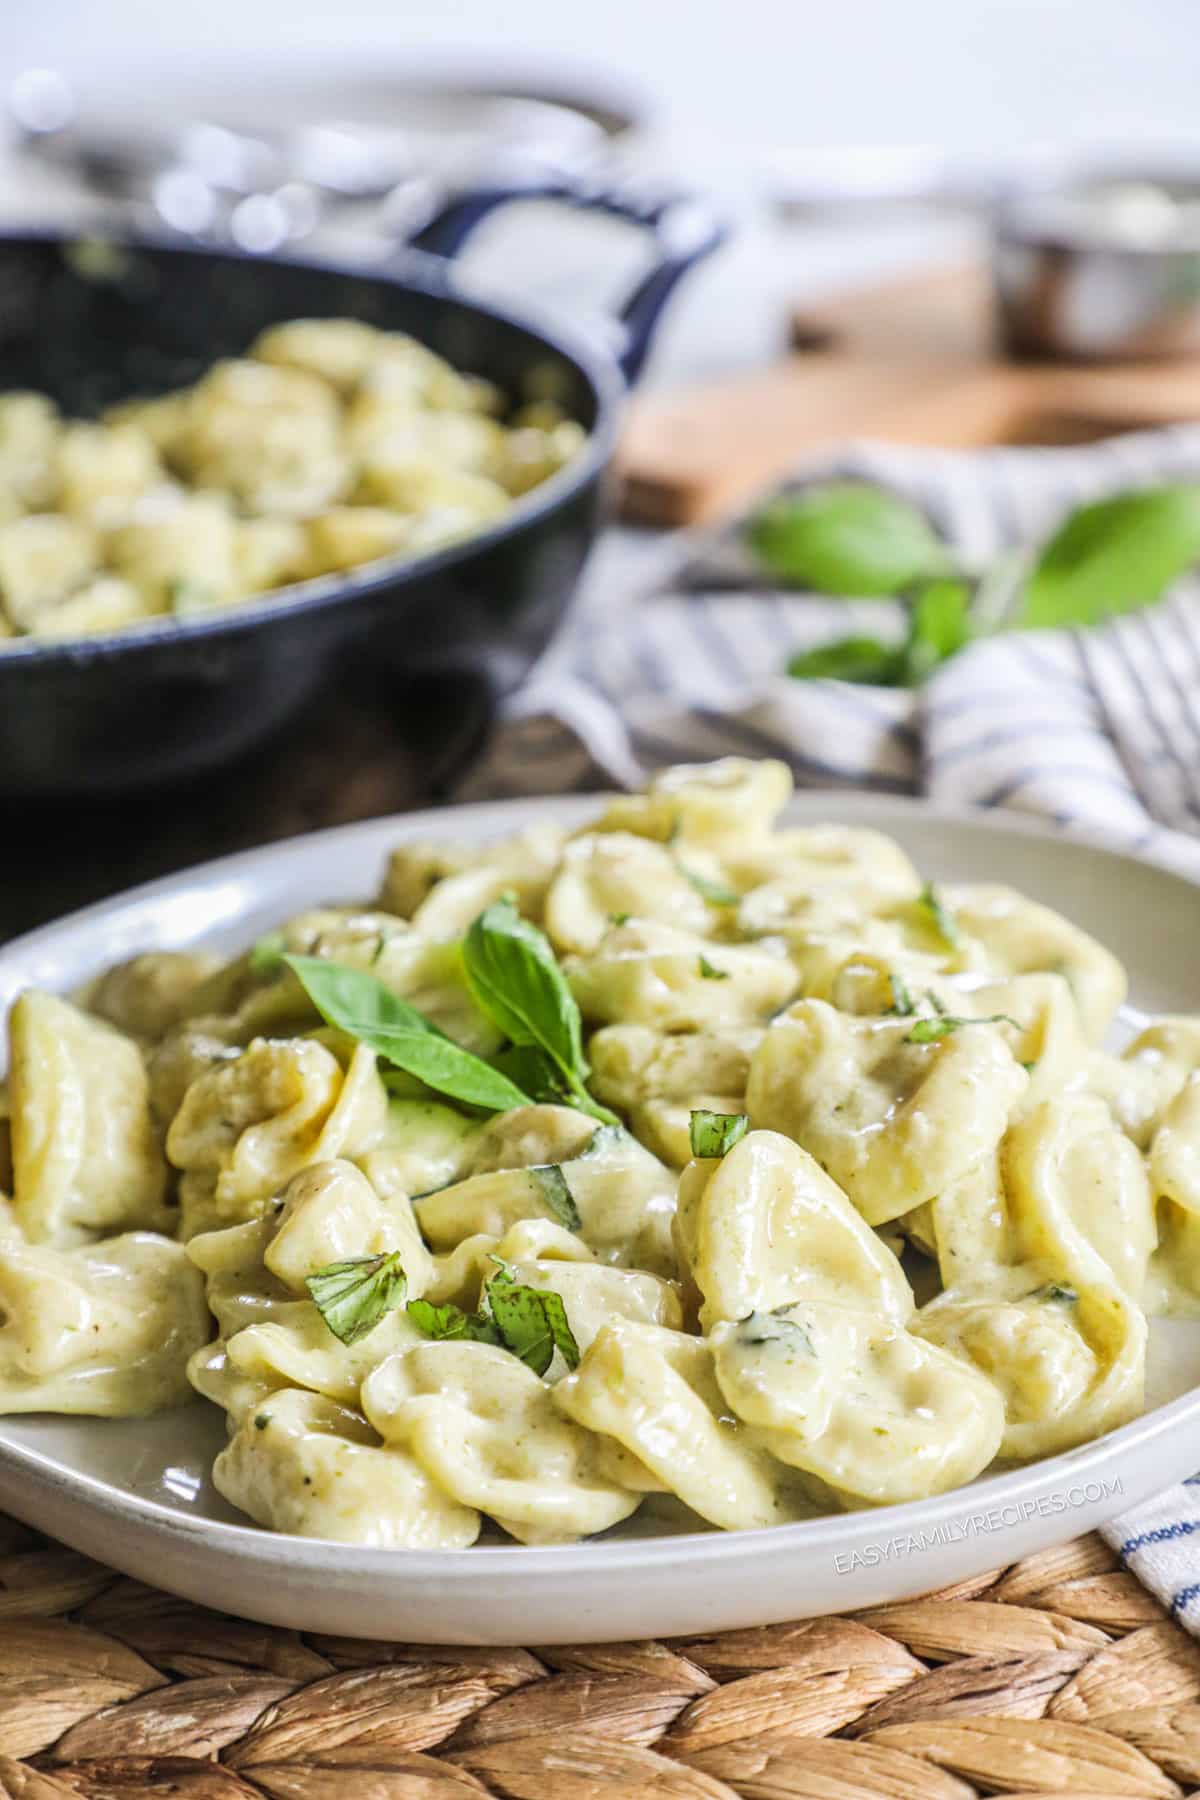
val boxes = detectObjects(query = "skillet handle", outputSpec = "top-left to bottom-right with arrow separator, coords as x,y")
407,166 -> 728,384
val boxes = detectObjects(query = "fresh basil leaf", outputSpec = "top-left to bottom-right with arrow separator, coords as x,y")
250,930 -> 287,975
282,953 -> 530,1113
462,900 -> 618,1123
609,911 -> 632,926
529,1164 -> 582,1233
492,1043 -> 569,1105
905,1012 -> 1018,1044
886,972 -> 915,1016
1024,485 -> 1200,630
677,863 -> 739,907
486,1275 -> 581,1376
748,482 -> 950,596
306,1252 -> 407,1345
406,1297 -> 502,1345
690,1109 -> 749,1158
900,578 -> 972,685
532,1288 -> 581,1371
787,634 -> 904,685
915,882 -> 959,949
698,954 -> 730,980
463,899 -> 585,1084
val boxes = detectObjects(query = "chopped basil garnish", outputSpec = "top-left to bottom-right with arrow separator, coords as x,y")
916,882 -> 959,949
282,953 -> 531,1113
906,1012 -> 1019,1044
886,972 -> 915,1016
407,1259 -> 580,1377
609,911 -> 631,926
737,1306 -> 815,1355
582,1122 -> 628,1158
1034,1282 -> 1078,1305
249,930 -> 287,975
462,898 -> 616,1124
698,954 -> 730,980
690,1109 -> 750,1158
406,1297 -> 502,1346
528,1163 -> 582,1233
306,1251 -> 408,1345
677,863 -> 739,908
254,1413 -> 271,1430
486,1263 -> 581,1376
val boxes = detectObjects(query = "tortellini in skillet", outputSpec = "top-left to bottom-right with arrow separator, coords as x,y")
1,755 -> 1194,1548
0,317 -> 585,647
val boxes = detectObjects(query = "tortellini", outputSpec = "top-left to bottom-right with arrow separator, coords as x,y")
567,920 -> 798,1033
167,1038 -> 388,1236
746,999 -> 1028,1225
1,755 -> 1194,1549
915,1275 -> 1145,1459
674,1128 -> 912,1330
7,990 -> 170,1244
0,319 -> 585,647
709,1304 -> 1005,1504
214,1387 -> 480,1548
363,1341 -> 640,1543
0,1231 -> 208,1414
414,1111 -> 679,1277
554,1320 -> 819,1531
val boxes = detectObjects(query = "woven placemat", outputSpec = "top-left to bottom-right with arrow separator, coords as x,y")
2,1509 -> 1199,1799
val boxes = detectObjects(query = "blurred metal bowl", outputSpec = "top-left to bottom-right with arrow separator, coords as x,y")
768,143 -> 1200,364
994,172 -> 1200,361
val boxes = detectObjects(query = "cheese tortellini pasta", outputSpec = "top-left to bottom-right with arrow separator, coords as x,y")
0,757 -> 1190,1550
0,317 -> 585,646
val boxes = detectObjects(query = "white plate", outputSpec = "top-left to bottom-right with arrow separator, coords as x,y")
1,793 -> 1199,1644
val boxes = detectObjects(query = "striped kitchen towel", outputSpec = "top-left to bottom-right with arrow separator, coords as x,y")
464,420 -> 1200,1627
465,422 -> 1200,883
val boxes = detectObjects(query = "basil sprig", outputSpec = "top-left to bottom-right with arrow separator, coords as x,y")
462,899 -> 616,1123
1024,486 -> 1200,629
749,482 -> 949,596
787,579 -> 972,690
282,953 -> 531,1113
690,1109 -> 749,1158
307,1252 -> 408,1345
774,480 -> 1200,690
408,1259 -> 580,1377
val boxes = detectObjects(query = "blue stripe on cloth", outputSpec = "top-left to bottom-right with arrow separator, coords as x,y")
1121,1519 -> 1200,1557
976,763 -> 1146,809
1173,1582 -> 1200,1618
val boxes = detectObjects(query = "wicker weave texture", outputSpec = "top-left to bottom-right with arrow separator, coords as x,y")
2,1511 -> 1199,1798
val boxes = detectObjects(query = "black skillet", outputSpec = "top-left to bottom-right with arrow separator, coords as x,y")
0,180 -> 723,799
